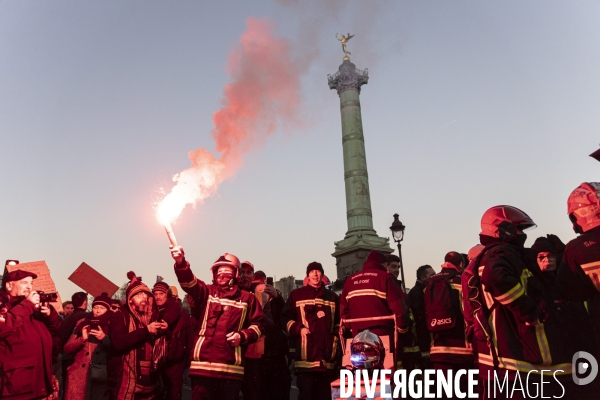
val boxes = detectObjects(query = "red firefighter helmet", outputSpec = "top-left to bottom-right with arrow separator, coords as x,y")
567,182 -> 600,233
480,205 -> 536,240
211,253 -> 241,284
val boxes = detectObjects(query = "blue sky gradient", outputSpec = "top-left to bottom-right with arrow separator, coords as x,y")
1,1 -> 599,297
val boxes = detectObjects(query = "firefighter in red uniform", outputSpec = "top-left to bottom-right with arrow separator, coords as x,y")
558,182 -> 600,359
472,205 -> 575,399
340,250 -> 410,368
281,262 -> 339,400
425,251 -> 475,395
171,247 -> 264,400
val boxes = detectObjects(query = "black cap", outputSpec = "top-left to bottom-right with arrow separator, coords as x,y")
2,269 -> 37,288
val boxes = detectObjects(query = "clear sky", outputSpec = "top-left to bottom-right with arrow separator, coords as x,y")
1,1 -> 599,298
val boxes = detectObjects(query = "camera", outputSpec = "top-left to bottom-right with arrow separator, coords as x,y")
37,291 -> 58,303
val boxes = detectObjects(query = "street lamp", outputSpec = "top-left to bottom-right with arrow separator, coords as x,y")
389,213 -> 406,290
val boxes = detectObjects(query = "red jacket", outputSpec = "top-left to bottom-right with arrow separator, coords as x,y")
340,263 -> 410,337
174,260 -> 264,381
281,284 -> 340,373
0,295 -> 62,399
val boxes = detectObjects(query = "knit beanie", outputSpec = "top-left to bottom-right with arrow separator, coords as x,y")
152,281 -> 170,294
92,292 -> 112,310
126,271 -> 152,302
306,262 -> 324,276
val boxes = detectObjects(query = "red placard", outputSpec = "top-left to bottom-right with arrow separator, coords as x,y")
68,262 -> 119,298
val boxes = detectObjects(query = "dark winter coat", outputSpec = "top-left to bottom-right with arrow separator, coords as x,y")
174,260 -> 265,381
107,308 -> 160,399
63,317 -> 110,400
60,308 -> 89,346
263,293 -> 289,357
425,267 -> 475,365
157,297 -> 187,362
281,283 -> 340,373
408,280 -> 430,354
0,295 -> 62,399
475,237 -> 572,377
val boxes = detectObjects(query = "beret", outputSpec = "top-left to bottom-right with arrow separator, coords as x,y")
4,269 -> 37,283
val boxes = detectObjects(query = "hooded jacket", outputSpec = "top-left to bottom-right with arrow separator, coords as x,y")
174,260 -> 264,381
340,252 -> 410,337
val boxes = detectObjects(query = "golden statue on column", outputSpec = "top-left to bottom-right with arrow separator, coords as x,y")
336,33 -> 355,60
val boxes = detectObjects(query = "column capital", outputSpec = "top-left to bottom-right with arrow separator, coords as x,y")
328,60 -> 368,95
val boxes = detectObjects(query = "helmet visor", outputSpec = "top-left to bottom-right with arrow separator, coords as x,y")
518,223 -> 537,232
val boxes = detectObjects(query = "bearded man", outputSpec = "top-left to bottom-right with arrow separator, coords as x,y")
171,247 -> 264,400
107,272 -> 167,400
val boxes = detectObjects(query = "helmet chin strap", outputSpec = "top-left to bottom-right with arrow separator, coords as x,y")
569,213 -> 584,234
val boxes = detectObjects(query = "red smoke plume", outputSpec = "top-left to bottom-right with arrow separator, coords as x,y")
157,18 -> 302,225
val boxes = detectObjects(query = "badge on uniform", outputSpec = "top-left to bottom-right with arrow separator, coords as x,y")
317,311 -> 325,318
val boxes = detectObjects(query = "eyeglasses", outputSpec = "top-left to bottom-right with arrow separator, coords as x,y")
537,255 -> 556,261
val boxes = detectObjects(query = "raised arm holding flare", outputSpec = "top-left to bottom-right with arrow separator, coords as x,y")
171,246 -> 264,400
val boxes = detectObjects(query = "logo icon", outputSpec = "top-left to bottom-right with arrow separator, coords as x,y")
430,318 -> 452,327
572,351 -> 598,385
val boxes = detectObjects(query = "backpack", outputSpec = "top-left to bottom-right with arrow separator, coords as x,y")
424,271 -> 458,332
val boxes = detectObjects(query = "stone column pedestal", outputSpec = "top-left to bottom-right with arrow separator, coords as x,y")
328,59 -> 392,279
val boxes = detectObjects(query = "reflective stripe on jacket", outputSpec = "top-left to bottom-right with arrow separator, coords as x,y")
174,260 -> 265,381
281,284 -> 340,373
476,241 -> 572,375
340,263 -> 410,337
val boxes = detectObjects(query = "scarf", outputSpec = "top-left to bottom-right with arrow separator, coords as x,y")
116,305 -> 160,400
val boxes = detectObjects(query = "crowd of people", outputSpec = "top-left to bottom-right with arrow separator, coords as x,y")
2,181 -> 600,400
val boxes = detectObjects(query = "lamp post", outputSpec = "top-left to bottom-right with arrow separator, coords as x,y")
389,213 -> 406,290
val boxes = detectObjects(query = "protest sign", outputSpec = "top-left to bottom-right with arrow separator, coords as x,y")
5,260 -> 63,313
68,262 -> 119,297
